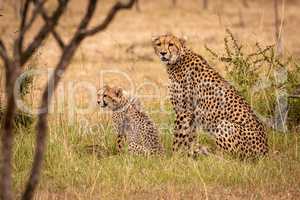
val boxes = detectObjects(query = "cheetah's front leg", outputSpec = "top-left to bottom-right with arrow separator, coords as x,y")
173,112 -> 209,157
112,116 -> 127,154
173,112 -> 195,152
116,134 -> 126,153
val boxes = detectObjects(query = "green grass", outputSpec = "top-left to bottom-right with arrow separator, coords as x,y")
7,109 -> 300,199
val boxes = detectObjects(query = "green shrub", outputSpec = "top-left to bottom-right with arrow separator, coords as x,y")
205,29 -> 300,130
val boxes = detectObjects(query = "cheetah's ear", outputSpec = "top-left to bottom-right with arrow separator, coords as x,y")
179,35 -> 187,45
115,87 -> 123,97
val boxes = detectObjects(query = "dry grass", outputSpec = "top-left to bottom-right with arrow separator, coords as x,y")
10,117 -> 300,200
1,0 -> 300,199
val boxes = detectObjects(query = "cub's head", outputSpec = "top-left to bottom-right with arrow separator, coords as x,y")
97,86 -> 142,111
152,33 -> 186,65
97,85 -> 124,111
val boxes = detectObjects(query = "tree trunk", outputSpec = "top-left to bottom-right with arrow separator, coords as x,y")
1,64 -> 20,200
1,96 -> 16,200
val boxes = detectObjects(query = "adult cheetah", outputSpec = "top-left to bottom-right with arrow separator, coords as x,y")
97,85 -> 164,155
152,33 -> 268,158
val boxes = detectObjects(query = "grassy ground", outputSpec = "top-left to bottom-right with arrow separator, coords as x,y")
0,0 -> 300,199
8,107 -> 300,200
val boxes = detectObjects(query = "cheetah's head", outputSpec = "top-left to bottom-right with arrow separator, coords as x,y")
152,33 -> 186,65
97,85 -> 124,111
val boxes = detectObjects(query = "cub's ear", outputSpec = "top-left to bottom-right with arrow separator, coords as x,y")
115,87 -> 123,97
151,35 -> 159,43
103,84 -> 110,90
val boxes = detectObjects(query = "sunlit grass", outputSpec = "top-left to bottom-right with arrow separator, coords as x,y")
10,111 -> 300,199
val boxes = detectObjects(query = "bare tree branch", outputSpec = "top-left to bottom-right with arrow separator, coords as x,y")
23,0 -> 47,33
1,1 -> 68,200
18,0 -> 31,56
50,29 -> 65,49
83,0 -> 136,37
1,0 -> 135,199
20,0 -> 31,32
49,28 -> 65,49
31,0 -> 65,49
21,1 -> 98,199
21,0 -> 69,66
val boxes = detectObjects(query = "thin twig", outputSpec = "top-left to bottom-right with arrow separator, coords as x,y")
23,0 -> 47,33
82,0 -> 135,37
32,0 -> 65,49
21,0 -> 69,66
18,0 -> 31,56
20,0 -> 31,33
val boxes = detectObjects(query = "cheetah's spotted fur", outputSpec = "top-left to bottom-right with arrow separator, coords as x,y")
152,33 -> 268,158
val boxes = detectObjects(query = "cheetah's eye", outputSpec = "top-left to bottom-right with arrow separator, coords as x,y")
156,42 -> 161,46
103,94 -> 107,97
169,43 -> 174,47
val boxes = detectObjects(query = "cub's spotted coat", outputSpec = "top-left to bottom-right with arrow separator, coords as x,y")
97,85 -> 164,155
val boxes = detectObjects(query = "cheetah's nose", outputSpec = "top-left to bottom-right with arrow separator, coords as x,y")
160,52 -> 167,56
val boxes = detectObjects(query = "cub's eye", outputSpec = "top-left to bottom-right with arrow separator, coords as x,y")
103,94 -> 107,97
156,42 -> 161,46
169,43 -> 174,47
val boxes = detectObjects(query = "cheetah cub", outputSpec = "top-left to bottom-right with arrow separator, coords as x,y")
97,85 -> 164,155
